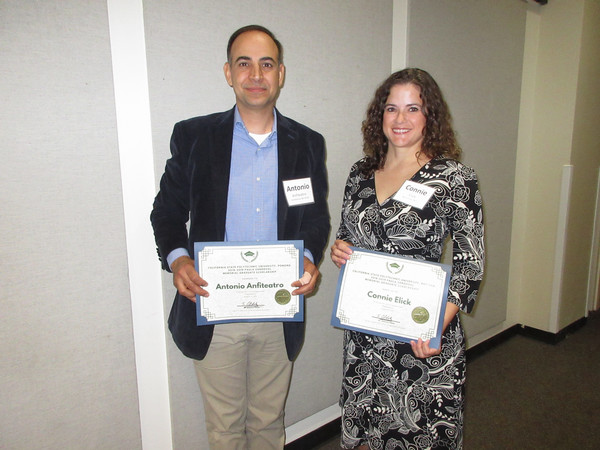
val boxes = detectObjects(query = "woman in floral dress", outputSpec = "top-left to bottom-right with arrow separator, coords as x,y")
330,68 -> 485,449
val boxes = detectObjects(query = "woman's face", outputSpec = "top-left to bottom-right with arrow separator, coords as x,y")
382,83 -> 426,154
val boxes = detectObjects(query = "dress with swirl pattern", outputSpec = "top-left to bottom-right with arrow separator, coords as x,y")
336,158 -> 484,449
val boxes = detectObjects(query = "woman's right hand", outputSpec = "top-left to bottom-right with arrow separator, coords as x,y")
330,239 -> 353,268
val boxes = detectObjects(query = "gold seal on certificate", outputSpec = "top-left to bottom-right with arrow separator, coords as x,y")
274,289 -> 292,305
411,307 -> 430,324
194,241 -> 304,325
331,247 -> 451,349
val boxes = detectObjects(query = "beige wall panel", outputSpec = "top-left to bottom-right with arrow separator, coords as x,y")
405,0 -> 526,340
561,0 -> 600,325
518,0 -> 584,330
0,1 -> 141,448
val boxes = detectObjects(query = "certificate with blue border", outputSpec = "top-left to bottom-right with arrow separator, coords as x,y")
194,241 -> 304,325
331,247 -> 450,349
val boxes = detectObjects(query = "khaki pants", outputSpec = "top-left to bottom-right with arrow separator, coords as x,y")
194,322 -> 293,450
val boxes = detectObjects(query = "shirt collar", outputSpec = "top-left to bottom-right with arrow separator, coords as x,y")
233,106 -> 278,138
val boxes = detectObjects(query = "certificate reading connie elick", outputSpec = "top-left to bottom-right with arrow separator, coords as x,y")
194,241 -> 304,325
331,247 -> 451,349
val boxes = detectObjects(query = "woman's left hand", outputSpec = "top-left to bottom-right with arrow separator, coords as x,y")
410,302 -> 460,358
410,338 -> 442,359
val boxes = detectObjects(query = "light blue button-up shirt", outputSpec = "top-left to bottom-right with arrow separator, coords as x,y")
167,108 -> 287,268
225,108 -> 278,242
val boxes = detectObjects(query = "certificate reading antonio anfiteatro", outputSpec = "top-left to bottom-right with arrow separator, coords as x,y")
194,241 -> 304,325
331,247 -> 451,349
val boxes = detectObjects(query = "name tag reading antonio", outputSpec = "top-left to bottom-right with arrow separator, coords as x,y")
283,177 -> 314,206
392,180 -> 435,209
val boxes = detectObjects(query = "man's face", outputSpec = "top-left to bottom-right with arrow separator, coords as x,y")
224,30 -> 285,113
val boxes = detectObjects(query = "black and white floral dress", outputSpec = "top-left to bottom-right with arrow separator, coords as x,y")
336,158 -> 484,449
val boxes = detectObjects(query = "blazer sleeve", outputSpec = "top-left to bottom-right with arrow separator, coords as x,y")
150,121 -> 192,271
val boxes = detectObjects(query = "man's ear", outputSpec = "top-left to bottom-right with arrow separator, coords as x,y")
278,63 -> 286,88
223,62 -> 233,87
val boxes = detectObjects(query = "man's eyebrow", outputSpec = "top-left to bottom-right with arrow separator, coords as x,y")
233,56 -> 277,63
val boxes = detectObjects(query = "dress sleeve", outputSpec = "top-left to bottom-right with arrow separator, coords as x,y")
335,162 -> 360,244
446,164 -> 485,313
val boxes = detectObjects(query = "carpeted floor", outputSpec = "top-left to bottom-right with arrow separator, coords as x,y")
309,311 -> 600,449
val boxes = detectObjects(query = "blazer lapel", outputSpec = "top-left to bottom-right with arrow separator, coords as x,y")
210,108 -> 235,240
276,110 -> 299,238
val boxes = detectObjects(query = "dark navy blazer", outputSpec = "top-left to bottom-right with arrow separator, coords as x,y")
151,107 -> 330,361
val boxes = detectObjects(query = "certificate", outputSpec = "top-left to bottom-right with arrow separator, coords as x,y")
194,241 -> 304,325
331,247 -> 450,349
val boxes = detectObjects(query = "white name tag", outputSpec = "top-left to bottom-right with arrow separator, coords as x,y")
392,180 -> 435,209
283,177 -> 314,206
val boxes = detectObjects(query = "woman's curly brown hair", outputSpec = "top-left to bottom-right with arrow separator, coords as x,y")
361,68 -> 461,176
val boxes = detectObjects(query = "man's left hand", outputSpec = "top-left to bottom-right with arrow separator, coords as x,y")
291,257 -> 320,296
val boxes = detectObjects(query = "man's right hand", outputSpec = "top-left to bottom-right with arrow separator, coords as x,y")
171,255 -> 209,302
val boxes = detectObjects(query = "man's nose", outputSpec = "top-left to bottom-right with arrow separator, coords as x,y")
250,64 -> 262,80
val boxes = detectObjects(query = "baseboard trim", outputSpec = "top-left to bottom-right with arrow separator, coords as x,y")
285,316 -> 589,448
285,417 -> 341,450
519,316 -> 587,344
466,324 -> 520,361
468,316 -> 588,358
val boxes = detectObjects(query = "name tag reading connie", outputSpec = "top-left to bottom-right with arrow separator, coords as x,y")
392,181 -> 435,209
283,177 -> 314,206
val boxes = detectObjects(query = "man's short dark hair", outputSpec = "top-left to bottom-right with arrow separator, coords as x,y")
227,25 -> 283,64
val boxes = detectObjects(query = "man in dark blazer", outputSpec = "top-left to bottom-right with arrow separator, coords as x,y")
151,25 -> 330,449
